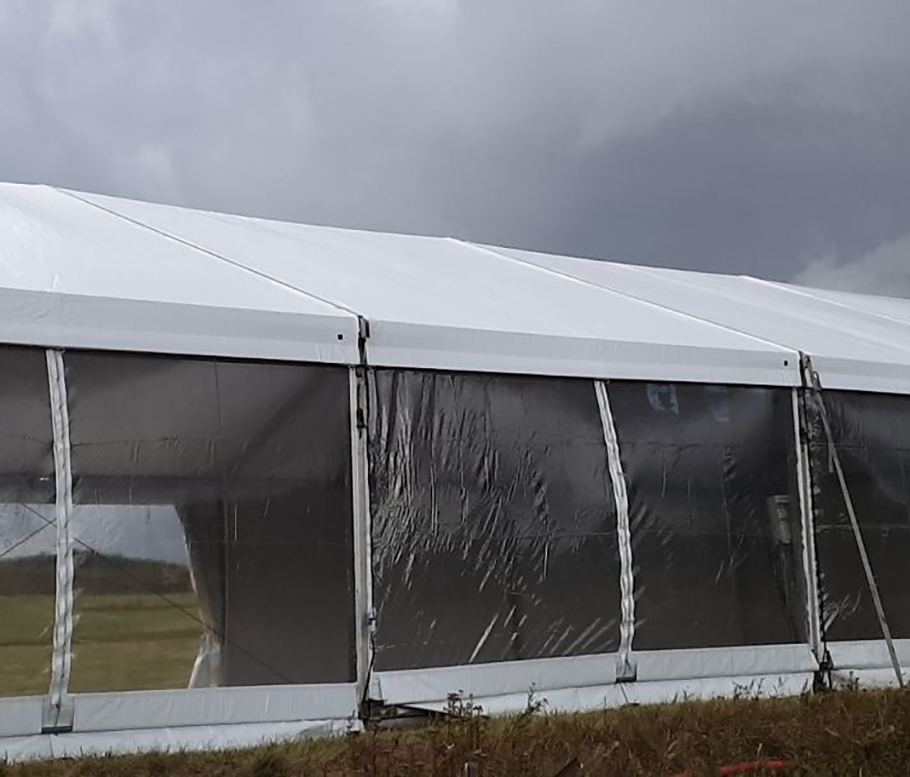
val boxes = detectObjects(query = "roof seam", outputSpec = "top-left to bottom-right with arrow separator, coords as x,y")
619,265 -> 803,352
746,276 -> 910,333
462,240 -> 797,355
54,187 -> 363,322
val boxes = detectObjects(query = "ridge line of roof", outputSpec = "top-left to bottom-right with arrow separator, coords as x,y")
465,240 -> 796,355
53,187 -> 362,322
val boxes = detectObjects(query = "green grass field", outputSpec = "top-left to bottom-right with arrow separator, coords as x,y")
0,592 -> 203,697
0,595 -> 54,697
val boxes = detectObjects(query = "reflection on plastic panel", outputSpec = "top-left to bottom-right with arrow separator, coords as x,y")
808,390 -> 910,642
63,352 -> 355,692
0,346 -> 56,698
369,370 -> 621,671
609,382 -> 807,650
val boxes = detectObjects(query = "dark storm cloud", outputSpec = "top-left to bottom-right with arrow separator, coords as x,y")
1,0 -> 909,293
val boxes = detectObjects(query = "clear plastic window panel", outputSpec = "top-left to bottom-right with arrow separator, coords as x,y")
64,352 -> 355,692
0,346 -> 56,698
608,382 -> 808,650
807,390 -> 910,642
369,370 -> 621,671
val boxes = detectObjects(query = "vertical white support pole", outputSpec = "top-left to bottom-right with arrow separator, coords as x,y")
350,366 -> 374,707
595,381 -> 636,681
792,388 -> 822,661
44,349 -> 75,732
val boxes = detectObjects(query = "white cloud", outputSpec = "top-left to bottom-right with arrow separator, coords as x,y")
793,234 -> 910,297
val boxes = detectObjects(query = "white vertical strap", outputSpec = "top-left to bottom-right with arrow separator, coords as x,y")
45,349 -> 75,731
792,388 -> 822,661
595,381 -> 636,681
802,355 -> 903,687
350,367 -> 374,706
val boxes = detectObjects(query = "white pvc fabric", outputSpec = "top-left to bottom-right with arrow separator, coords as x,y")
488,246 -> 910,395
0,185 -> 359,365
4,183 -> 910,393
3,183 -> 910,759
3,183 -> 910,393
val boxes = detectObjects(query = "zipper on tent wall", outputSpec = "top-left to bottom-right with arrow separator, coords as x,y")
351,316 -> 376,711
43,349 -> 75,733
791,386 -> 825,679
801,354 -> 904,688
595,381 -> 636,682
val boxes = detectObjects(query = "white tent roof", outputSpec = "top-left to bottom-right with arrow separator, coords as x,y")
0,182 -> 908,393
0,184 -> 359,363
490,246 -> 910,394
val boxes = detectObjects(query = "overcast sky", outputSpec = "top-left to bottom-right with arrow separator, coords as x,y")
2,1 -> 909,295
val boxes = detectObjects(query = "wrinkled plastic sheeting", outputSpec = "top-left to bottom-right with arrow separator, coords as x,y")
807,390 -> 910,642
0,346 -> 57,698
608,382 -> 808,650
62,352 -> 356,690
369,370 -> 621,671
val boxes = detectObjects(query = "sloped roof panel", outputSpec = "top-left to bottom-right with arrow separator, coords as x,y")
5,183 -> 906,391
0,184 -> 359,362
773,283 -> 910,328
487,245 -> 910,394
67,188 -> 797,385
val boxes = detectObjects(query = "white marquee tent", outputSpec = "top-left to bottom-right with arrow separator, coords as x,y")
2,182 -> 910,760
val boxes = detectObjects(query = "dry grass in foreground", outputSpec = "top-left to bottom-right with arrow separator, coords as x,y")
5,687 -> 910,777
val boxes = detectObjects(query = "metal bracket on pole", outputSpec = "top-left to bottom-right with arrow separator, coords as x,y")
595,381 -> 636,682
43,349 -> 75,733
801,354 -> 903,687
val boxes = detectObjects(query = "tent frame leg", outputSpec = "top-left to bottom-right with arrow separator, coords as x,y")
350,365 -> 375,709
802,354 -> 903,688
792,388 -> 823,665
